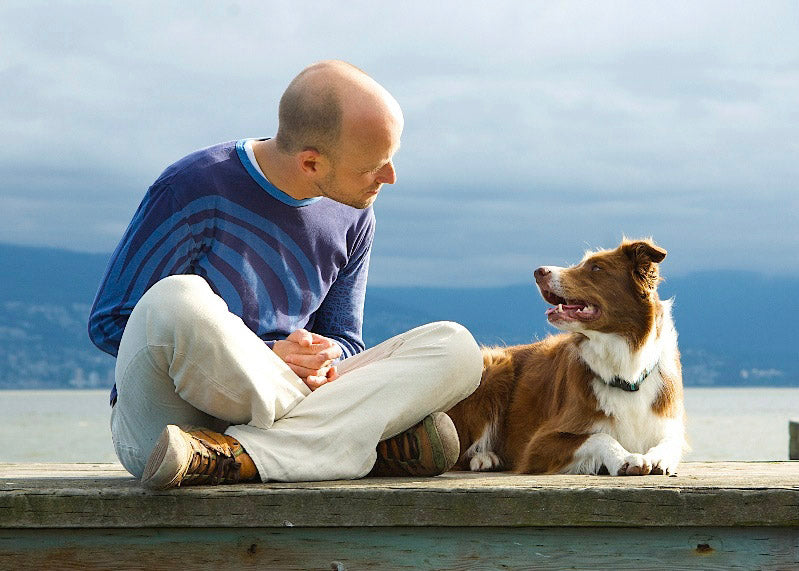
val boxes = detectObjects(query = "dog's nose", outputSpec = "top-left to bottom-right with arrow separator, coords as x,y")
534,267 -> 551,280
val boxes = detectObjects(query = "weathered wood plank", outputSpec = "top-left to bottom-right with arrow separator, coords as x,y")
1,462 -> 798,529
4,460 -> 798,487
1,527 -> 798,570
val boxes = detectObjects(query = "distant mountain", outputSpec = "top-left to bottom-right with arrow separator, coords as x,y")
0,243 -> 110,304
0,242 -> 796,388
659,272 -> 798,387
364,275 -> 799,388
364,284 -> 542,347
0,244 -> 116,389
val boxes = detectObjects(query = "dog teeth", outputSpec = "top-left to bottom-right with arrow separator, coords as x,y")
558,303 -> 563,312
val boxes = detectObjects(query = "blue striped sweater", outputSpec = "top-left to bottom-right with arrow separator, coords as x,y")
89,140 -> 375,398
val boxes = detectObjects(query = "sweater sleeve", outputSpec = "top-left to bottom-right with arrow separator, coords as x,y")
87,184 -> 197,357
310,214 -> 375,359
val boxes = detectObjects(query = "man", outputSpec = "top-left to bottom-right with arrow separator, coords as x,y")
88,60 -> 482,489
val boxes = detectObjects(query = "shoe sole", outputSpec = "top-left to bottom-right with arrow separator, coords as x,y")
140,425 -> 189,490
428,412 -> 460,473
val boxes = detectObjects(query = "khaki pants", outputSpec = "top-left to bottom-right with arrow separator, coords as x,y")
110,275 -> 482,481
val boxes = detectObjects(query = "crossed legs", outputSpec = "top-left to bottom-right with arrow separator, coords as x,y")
110,275 -> 482,482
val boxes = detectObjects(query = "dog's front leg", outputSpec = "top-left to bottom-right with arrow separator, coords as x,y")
567,433 -> 653,476
643,421 -> 685,475
515,429 -> 592,474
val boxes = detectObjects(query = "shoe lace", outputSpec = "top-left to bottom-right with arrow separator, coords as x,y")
183,433 -> 242,485
379,429 -> 421,467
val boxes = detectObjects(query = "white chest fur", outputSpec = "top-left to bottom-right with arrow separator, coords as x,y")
579,301 -> 682,454
590,373 -> 673,453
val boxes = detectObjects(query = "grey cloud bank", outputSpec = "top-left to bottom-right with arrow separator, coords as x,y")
1,1 -> 797,286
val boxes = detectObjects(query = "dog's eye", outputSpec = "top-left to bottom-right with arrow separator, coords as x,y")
591,264 -> 602,272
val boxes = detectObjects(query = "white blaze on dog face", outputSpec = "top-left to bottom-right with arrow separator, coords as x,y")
534,239 -> 667,348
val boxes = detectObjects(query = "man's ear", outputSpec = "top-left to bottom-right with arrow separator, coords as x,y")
296,148 -> 331,178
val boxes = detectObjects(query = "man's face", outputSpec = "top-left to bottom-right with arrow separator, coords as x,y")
316,113 -> 402,209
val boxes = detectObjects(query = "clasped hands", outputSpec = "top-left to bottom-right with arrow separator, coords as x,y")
271,329 -> 342,391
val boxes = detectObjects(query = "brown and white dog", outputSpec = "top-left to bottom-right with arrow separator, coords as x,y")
447,239 -> 685,476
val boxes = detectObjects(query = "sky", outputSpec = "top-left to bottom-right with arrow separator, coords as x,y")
1,1 -> 797,286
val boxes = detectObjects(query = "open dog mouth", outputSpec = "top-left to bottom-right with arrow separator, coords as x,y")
539,287 -> 601,321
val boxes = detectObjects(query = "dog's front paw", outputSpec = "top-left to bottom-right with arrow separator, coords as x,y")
617,453 -> 652,476
469,451 -> 501,471
644,454 -> 679,476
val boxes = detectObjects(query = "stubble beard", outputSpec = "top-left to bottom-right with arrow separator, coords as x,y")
317,176 -> 379,210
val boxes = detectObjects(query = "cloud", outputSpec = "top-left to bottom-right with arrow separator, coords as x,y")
1,1 -> 797,282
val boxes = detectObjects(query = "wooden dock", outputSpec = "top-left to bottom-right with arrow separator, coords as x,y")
1,462 -> 798,569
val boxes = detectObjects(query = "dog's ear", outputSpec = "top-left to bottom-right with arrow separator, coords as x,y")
622,240 -> 667,294
625,240 -> 667,265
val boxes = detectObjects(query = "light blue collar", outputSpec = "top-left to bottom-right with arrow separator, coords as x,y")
236,139 -> 321,207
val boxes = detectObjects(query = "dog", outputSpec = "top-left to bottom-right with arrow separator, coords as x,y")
446,238 -> 685,476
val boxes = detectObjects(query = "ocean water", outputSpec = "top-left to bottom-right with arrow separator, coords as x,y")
1,388 -> 797,463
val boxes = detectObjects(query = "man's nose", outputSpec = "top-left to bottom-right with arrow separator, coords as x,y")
377,161 -> 397,185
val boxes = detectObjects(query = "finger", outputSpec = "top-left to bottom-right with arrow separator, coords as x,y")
287,360 -> 335,380
289,332 -> 342,358
308,332 -> 336,348
286,363 -> 319,380
325,342 -> 343,360
278,342 -> 320,356
285,344 -> 341,362
285,353 -> 334,370
326,366 -> 339,382
287,329 -> 314,347
312,345 -> 342,361
307,333 -> 343,357
304,374 -> 329,391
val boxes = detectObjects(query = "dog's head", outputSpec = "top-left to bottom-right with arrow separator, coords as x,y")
534,239 -> 667,347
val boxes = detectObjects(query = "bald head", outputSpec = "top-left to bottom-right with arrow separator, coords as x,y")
274,60 -> 402,160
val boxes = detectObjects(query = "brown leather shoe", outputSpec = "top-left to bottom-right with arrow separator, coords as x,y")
368,412 -> 460,477
140,425 -> 258,490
